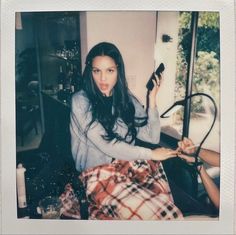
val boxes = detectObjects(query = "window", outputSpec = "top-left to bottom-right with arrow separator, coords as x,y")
158,11 -> 220,152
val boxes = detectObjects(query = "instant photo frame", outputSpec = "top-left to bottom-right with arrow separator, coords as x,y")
1,0 -> 236,234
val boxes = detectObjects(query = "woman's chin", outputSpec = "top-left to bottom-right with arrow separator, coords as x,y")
100,90 -> 111,97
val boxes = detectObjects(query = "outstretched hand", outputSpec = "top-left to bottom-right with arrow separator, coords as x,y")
176,137 -> 199,164
151,147 -> 179,161
177,153 -> 195,163
177,137 -> 196,155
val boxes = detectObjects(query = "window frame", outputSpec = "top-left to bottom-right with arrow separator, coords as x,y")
160,11 -> 218,149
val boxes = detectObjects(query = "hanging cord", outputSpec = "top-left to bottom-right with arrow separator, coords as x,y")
189,93 -> 218,175
178,93 -> 217,176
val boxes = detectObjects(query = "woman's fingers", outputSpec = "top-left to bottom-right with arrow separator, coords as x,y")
152,77 -> 161,90
152,73 -> 164,89
183,137 -> 193,146
151,148 -> 179,161
164,149 -> 179,159
152,77 -> 158,86
177,141 -> 186,152
168,149 -> 179,155
177,141 -> 181,148
149,78 -> 158,94
177,137 -> 196,154
178,153 -> 195,163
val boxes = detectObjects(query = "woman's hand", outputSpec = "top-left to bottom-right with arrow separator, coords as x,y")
177,137 -> 196,155
151,147 -> 178,161
177,153 -> 195,163
148,73 -> 163,109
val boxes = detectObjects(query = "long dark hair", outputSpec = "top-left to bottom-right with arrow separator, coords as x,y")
82,42 -> 145,143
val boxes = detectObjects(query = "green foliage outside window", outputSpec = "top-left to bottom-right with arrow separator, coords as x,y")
176,12 -> 220,117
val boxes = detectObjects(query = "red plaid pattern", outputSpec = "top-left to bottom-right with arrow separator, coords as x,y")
59,184 -> 81,219
79,160 -> 183,220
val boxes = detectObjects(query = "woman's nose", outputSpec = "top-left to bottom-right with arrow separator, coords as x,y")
100,72 -> 106,81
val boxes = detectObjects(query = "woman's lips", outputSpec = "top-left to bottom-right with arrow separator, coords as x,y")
99,84 -> 109,90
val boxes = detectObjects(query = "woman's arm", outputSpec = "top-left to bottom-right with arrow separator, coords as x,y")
199,149 -> 220,167
133,78 -> 162,144
177,137 -> 220,167
178,153 -> 220,209
198,166 -> 220,209
135,104 -> 161,144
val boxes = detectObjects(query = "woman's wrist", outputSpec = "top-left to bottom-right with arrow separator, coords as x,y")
150,150 -> 156,160
198,164 -> 205,174
148,97 -> 157,109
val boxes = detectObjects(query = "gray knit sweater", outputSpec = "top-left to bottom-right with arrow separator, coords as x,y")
70,90 -> 161,172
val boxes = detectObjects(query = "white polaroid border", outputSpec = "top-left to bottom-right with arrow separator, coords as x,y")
1,0 -> 235,234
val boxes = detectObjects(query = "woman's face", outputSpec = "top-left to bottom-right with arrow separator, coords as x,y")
91,55 -> 118,97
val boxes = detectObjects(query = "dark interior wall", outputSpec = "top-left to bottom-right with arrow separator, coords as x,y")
15,13 -> 36,85
15,13 -> 35,51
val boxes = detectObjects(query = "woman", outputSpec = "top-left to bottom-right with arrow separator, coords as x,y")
68,42 -> 182,220
70,42 -> 177,171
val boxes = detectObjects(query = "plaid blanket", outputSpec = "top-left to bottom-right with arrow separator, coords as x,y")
60,159 -> 183,220
60,183 -> 81,219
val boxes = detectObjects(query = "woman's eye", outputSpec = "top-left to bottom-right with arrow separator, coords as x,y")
92,69 -> 100,74
108,69 -> 114,73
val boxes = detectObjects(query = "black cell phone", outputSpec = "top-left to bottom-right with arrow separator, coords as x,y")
146,63 -> 165,91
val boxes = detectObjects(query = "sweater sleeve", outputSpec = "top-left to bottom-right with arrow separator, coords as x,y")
70,92 -> 152,161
